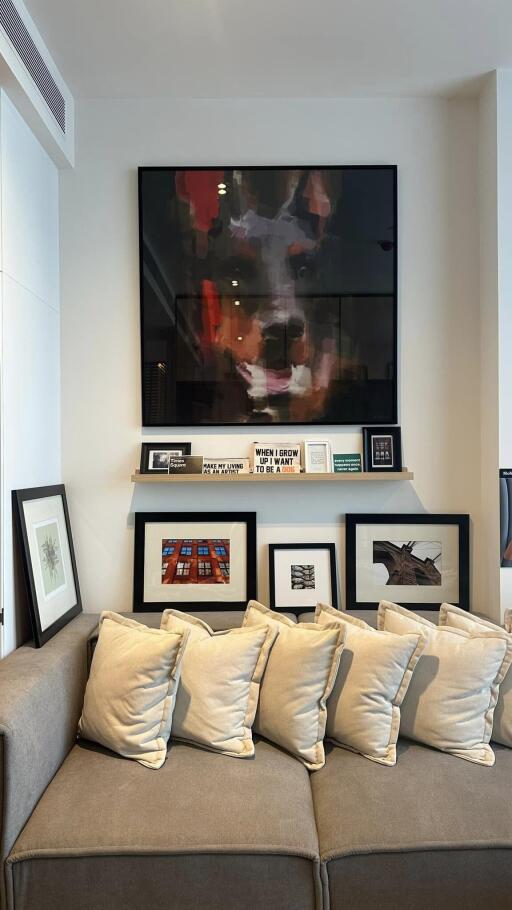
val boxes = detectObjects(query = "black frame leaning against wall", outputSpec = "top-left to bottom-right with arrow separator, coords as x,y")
138,165 -> 398,427
345,513 -> 470,612
133,511 -> 257,612
12,484 -> 82,647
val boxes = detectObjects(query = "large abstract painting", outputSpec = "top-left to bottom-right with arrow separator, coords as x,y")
139,166 -> 397,426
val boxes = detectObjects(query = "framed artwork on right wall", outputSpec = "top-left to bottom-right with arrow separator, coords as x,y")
345,513 -> 469,612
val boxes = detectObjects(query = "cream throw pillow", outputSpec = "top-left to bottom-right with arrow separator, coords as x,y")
78,612 -> 189,769
439,602 -> 512,748
378,601 -> 512,765
243,600 -> 345,770
315,602 -> 425,766
160,609 -> 277,757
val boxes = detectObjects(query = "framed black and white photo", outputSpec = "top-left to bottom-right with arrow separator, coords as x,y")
362,426 -> 402,472
304,440 -> 331,473
346,513 -> 469,612
140,442 -> 192,474
269,543 -> 338,614
134,512 -> 256,611
12,485 -> 82,647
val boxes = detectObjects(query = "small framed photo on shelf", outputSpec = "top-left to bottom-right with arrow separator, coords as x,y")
140,442 -> 191,474
362,426 -> 402,472
12,484 -> 82,647
269,543 -> 338,614
134,511 -> 256,612
345,513 -> 469,612
304,439 -> 331,473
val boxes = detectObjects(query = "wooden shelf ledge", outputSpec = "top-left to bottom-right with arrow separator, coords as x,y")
131,470 -> 414,484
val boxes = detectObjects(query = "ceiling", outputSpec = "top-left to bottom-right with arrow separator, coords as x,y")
24,0 -> 512,99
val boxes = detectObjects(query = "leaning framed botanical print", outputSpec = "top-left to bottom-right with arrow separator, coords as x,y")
13,485 -> 82,647
269,543 -> 338,614
345,513 -> 469,612
133,512 -> 256,611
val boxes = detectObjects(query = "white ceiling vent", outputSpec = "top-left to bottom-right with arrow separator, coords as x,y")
0,0 -> 65,132
0,0 -> 74,166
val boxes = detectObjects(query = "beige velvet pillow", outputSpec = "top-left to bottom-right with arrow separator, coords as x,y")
160,609 -> 277,757
315,602 -> 425,766
439,602 -> 512,748
243,600 -> 345,770
78,612 -> 189,769
378,601 -> 512,765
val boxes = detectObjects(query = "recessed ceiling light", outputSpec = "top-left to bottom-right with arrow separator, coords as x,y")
231,280 -> 238,287
218,182 -> 227,189
218,188 -> 227,195
234,299 -> 240,306
237,336 -> 243,341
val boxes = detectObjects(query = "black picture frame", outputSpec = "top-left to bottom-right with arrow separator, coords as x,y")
140,441 -> 192,473
139,165 -> 398,428
269,542 -> 338,615
345,513 -> 470,612
133,511 -> 257,612
12,485 -> 82,647
362,426 -> 402,472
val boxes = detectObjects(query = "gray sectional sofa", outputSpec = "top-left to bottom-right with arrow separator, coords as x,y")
1,610 -> 512,910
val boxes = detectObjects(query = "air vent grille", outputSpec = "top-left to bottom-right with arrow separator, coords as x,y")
0,0 -> 65,132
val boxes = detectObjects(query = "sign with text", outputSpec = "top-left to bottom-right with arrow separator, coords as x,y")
167,456 -> 204,474
333,454 -> 362,473
253,443 -> 302,474
203,458 -> 250,475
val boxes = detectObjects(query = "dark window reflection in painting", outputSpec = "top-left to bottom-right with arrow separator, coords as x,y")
139,167 -> 396,426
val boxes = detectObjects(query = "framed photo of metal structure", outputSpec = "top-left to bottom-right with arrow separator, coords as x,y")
12,485 -> 82,647
133,512 -> 256,611
345,513 -> 469,612
500,469 -> 512,567
269,542 -> 338,614
139,165 -> 397,427
140,441 -> 191,473
362,426 -> 402,472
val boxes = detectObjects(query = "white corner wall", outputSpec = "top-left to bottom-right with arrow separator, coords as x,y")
0,90 -> 61,655
60,96 -> 483,615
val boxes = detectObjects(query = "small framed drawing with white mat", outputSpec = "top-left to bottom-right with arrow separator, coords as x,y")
13,485 -> 82,647
269,543 -> 338,614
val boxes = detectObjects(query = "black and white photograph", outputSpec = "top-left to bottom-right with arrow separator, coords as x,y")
291,564 -> 316,589
362,426 -> 402,472
346,513 -> 469,611
12,485 -> 82,647
140,441 -> 192,473
269,543 -> 338,613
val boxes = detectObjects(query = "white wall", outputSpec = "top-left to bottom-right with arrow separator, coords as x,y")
60,96 -> 481,614
0,90 -> 61,655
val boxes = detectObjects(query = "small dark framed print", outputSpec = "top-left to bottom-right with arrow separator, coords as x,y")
140,442 -> 192,474
362,426 -> 402,472
269,543 -> 338,615
345,513 -> 469,612
12,485 -> 82,647
134,512 -> 256,612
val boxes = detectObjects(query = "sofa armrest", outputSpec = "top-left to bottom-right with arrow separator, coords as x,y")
0,614 -> 100,873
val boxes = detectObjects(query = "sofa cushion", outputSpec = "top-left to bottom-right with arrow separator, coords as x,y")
311,741 -> 512,910
6,738 -> 321,910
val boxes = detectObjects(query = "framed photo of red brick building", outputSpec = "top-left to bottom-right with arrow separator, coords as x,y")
133,512 -> 256,611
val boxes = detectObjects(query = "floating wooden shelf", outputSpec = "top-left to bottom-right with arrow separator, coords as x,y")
131,469 -> 414,484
